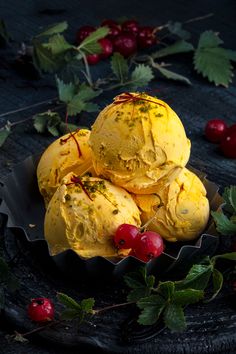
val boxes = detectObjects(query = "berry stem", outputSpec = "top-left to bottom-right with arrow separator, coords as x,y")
139,202 -> 164,233
14,319 -> 63,338
81,52 -> 93,87
93,301 -> 134,315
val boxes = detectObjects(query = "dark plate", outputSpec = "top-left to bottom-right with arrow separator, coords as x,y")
0,155 -> 223,281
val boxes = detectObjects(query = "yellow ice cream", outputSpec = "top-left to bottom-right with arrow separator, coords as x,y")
37,129 -> 95,205
89,92 -> 191,194
133,168 -> 209,242
44,173 -> 141,258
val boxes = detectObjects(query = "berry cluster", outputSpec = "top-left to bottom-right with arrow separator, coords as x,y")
114,224 -> 164,262
76,19 -> 157,64
205,119 -> 236,158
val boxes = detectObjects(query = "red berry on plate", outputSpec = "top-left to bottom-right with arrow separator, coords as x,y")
28,298 -> 54,322
99,38 -> 113,59
138,26 -> 156,49
220,128 -> 236,158
133,231 -> 164,262
112,33 -> 137,57
122,20 -> 139,36
86,53 -> 100,65
76,25 -> 95,45
114,224 -> 139,249
205,119 -> 228,143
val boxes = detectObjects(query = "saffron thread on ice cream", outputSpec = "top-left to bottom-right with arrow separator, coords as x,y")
65,175 -> 93,201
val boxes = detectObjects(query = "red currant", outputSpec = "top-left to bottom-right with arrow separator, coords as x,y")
112,33 -> 137,57
76,25 -> 95,45
86,53 -> 100,65
114,224 -> 139,249
122,20 -> 139,36
133,231 -> 164,262
101,19 -> 121,39
220,128 -> 236,158
28,298 -> 54,322
138,26 -> 156,49
205,119 -> 228,143
99,38 -> 113,59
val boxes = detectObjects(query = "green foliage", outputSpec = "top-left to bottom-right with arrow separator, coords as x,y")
78,27 -> 109,55
124,267 -> 155,302
0,127 -> 11,147
130,64 -> 154,89
194,31 -> 234,87
111,53 -> 129,83
58,292 -> 95,323
212,186 -> 236,236
35,21 -> 68,38
152,40 -> 194,59
167,21 -> 191,40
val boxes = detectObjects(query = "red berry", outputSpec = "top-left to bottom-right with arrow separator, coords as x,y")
205,119 -> 228,143
220,128 -> 236,158
114,224 -> 139,249
113,33 -> 137,57
101,19 -> 121,39
76,25 -> 95,45
28,298 -> 54,322
99,38 -> 113,59
122,20 -> 139,36
101,19 -> 118,27
86,53 -> 100,65
138,26 -> 156,49
133,231 -> 164,262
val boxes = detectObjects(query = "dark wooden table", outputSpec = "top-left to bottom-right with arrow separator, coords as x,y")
0,0 -> 236,353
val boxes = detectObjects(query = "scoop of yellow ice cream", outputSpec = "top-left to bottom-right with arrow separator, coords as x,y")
133,168 -> 209,242
37,129 -> 95,205
89,92 -> 191,194
44,173 -> 141,258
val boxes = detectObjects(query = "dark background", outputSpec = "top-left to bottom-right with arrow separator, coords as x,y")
0,0 -> 236,353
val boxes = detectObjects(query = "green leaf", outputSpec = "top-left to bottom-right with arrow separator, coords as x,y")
57,292 -> 81,310
175,263 -> 213,291
80,298 -> 95,314
36,21 -> 68,38
45,34 -> 73,55
78,27 -> 109,54
0,19 -> 11,44
167,21 -> 191,40
58,58 -> 83,84
60,308 -> 80,320
212,252 -> 236,262
205,269 -> 223,302
56,77 -> 76,103
67,96 -> 86,116
211,211 -> 236,236
172,289 -> 204,305
152,40 -> 194,59
124,267 -> 155,302
194,31 -> 233,87
164,303 -> 186,332
59,122 -> 78,135
33,113 -> 48,133
111,53 -> 129,83
226,49 -> 236,62
33,111 -> 62,136
137,294 -> 166,325
0,128 -> 11,147
130,64 -> 154,89
33,40 -> 61,73
76,83 -> 101,102
66,84 -> 101,116
153,64 -> 191,85
223,186 -> 236,214
158,281 -> 175,300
